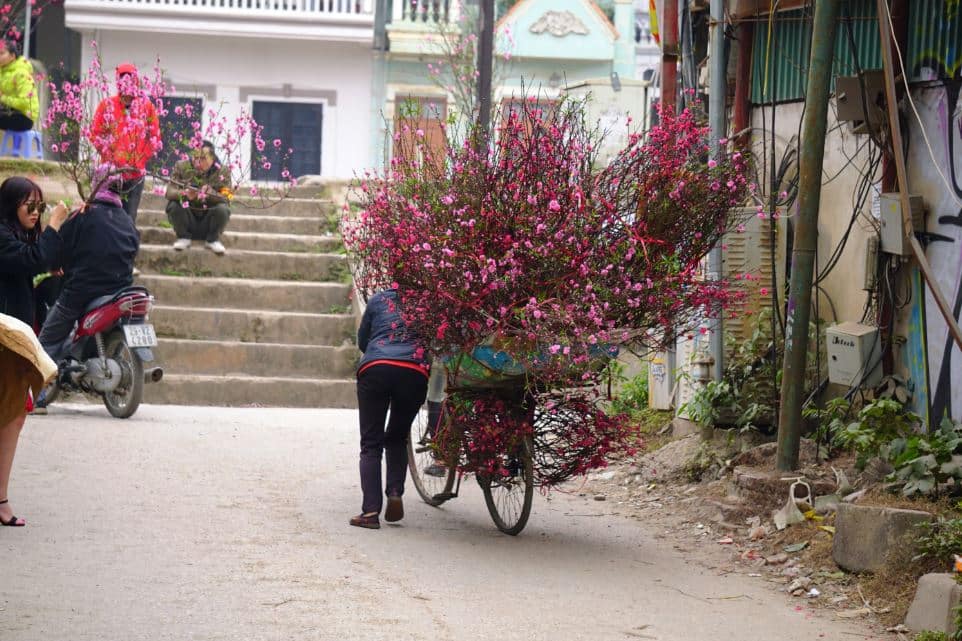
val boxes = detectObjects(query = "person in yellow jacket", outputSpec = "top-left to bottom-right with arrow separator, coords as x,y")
0,39 -> 38,132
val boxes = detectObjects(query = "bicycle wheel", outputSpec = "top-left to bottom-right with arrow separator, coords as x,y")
407,401 -> 456,506
479,434 -> 534,536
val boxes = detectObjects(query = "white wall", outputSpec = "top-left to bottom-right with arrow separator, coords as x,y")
81,30 -> 373,179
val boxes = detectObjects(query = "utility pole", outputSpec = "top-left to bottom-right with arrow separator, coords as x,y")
660,0 -> 679,113
708,0 -> 726,381
477,0 -> 495,137
775,0 -> 841,472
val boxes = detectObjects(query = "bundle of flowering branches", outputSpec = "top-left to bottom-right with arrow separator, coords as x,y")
346,98 -> 751,485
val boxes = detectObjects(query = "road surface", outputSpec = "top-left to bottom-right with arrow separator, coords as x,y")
2,405 -> 878,641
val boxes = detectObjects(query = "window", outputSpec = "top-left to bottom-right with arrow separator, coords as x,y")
150,96 -> 204,175
251,101 -> 324,181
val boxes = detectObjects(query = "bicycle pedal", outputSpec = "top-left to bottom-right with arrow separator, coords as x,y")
432,492 -> 457,502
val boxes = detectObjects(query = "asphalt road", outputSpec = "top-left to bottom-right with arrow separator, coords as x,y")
2,404 -> 878,641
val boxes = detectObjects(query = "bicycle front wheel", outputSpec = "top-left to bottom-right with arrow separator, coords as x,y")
479,435 -> 534,535
407,401 -> 456,506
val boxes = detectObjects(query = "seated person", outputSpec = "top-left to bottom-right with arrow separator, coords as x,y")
165,141 -> 232,255
0,39 -> 39,133
38,169 -> 140,361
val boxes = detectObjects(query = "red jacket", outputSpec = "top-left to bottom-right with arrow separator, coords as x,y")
90,95 -> 161,180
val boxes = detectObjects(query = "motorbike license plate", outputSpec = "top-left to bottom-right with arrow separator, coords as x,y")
123,324 -> 158,348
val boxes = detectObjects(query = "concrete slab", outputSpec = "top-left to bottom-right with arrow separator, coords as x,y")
157,339 -> 358,379
151,305 -> 355,345
136,275 -> 351,314
139,209 -> 332,235
136,244 -> 346,282
143,375 -> 357,407
833,503 -> 933,573
905,573 -> 962,635
139,226 -> 342,253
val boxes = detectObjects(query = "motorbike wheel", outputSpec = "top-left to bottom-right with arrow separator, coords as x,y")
102,330 -> 143,419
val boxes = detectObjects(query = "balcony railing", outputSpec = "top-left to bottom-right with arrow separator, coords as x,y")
390,0 -> 461,26
68,0 -> 374,17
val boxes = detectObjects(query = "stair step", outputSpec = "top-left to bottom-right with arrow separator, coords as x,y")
139,193 -> 340,218
135,244 -> 348,282
144,374 -> 357,408
136,274 -> 351,314
138,227 -> 342,254
138,209 -> 334,235
158,338 -> 357,378
151,305 -> 355,345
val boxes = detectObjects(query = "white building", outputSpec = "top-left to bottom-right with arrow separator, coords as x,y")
633,1 -> 659,87
63,0 -> 377,180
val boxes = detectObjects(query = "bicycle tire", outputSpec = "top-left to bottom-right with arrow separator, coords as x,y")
407,401 -> 456,507
479,434 -> 534,536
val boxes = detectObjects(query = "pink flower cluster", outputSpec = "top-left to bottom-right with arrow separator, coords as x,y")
346,101 -> 751,485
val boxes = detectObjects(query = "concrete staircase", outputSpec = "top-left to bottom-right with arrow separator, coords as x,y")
135,191 -> 358,408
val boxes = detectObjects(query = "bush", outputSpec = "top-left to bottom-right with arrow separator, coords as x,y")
914,631 -> 950,641
833,398 -> 920,469
890,417 -> 962,497
611,370 -> 649,416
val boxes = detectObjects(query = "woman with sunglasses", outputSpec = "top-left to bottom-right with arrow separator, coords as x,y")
0,176 -> 68,526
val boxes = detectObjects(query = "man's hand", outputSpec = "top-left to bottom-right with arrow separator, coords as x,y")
184,187 -> 199,200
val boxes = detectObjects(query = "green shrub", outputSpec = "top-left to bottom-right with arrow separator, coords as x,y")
833,398 -> 920,469
890,417 -> 962,497
611,370 -> 649,416
914,631 -> 950,641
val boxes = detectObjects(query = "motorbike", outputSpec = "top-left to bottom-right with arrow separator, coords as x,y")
43,286 -> 163,419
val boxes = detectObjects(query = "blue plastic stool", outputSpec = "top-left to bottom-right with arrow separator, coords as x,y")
0,129 -> 43,159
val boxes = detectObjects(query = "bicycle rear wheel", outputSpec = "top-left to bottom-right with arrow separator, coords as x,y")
407,401 -> 456,506
479,434 -> 534,535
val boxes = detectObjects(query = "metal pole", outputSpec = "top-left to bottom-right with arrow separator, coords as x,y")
23,1 -> 32,59
477,0 -> 494,136
708,0 -> 726,381
660,0 -> 678,113
775,0 -> 840,472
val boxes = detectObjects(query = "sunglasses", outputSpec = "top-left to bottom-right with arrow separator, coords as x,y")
24,201 -> 46,214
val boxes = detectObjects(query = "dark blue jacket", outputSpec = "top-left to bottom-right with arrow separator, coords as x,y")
57,199 -> 139,309
357,290 -> 430,375
0,222 -> 62,326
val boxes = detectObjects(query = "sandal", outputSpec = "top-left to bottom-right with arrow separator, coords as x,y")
349,512 -> 380,529
0,500 -> 25,527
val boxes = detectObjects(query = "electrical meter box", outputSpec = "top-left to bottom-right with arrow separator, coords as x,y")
879,193 -> 924,255
835,71 -> 886,135
826,322 -> 882,389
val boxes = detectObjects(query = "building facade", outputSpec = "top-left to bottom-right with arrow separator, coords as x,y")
63,0 -> 377,179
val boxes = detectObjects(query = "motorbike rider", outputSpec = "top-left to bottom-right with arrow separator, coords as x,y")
38,167 -> 140,362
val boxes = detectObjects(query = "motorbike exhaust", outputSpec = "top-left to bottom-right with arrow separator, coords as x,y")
144,367 -> 164,384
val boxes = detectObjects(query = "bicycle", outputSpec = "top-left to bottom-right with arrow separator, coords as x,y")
407,388 -> 536,536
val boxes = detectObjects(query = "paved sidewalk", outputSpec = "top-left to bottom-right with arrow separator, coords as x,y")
2,405 -> 879,641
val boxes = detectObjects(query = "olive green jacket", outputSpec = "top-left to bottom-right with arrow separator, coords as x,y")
165,159 -> 232,210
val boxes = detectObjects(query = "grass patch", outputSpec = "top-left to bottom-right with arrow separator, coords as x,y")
157,220 -> 173,229
324,304 -> 351,315
279,272 -> 307,281
0,158 -> 67,176
159,267 -> 216,278
327,261 -> 354,286
860,542 -> 942,627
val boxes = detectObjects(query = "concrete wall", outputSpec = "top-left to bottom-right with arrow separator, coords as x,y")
754,84 -> 962,422
81,31 -> 373,180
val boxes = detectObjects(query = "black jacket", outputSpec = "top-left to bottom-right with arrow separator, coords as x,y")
0,222 -> 62,326
357,290 -> 430,374
58,199 -> 139,309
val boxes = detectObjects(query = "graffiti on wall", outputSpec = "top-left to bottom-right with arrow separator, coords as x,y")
908,13 -> 962,422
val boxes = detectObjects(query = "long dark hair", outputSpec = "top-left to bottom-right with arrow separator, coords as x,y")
0,176 -> 43,242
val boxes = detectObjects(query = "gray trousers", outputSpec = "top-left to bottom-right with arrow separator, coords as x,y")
165,201 -> 231,243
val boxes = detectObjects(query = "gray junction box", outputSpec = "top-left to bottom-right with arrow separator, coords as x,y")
826,322 -> 883,389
